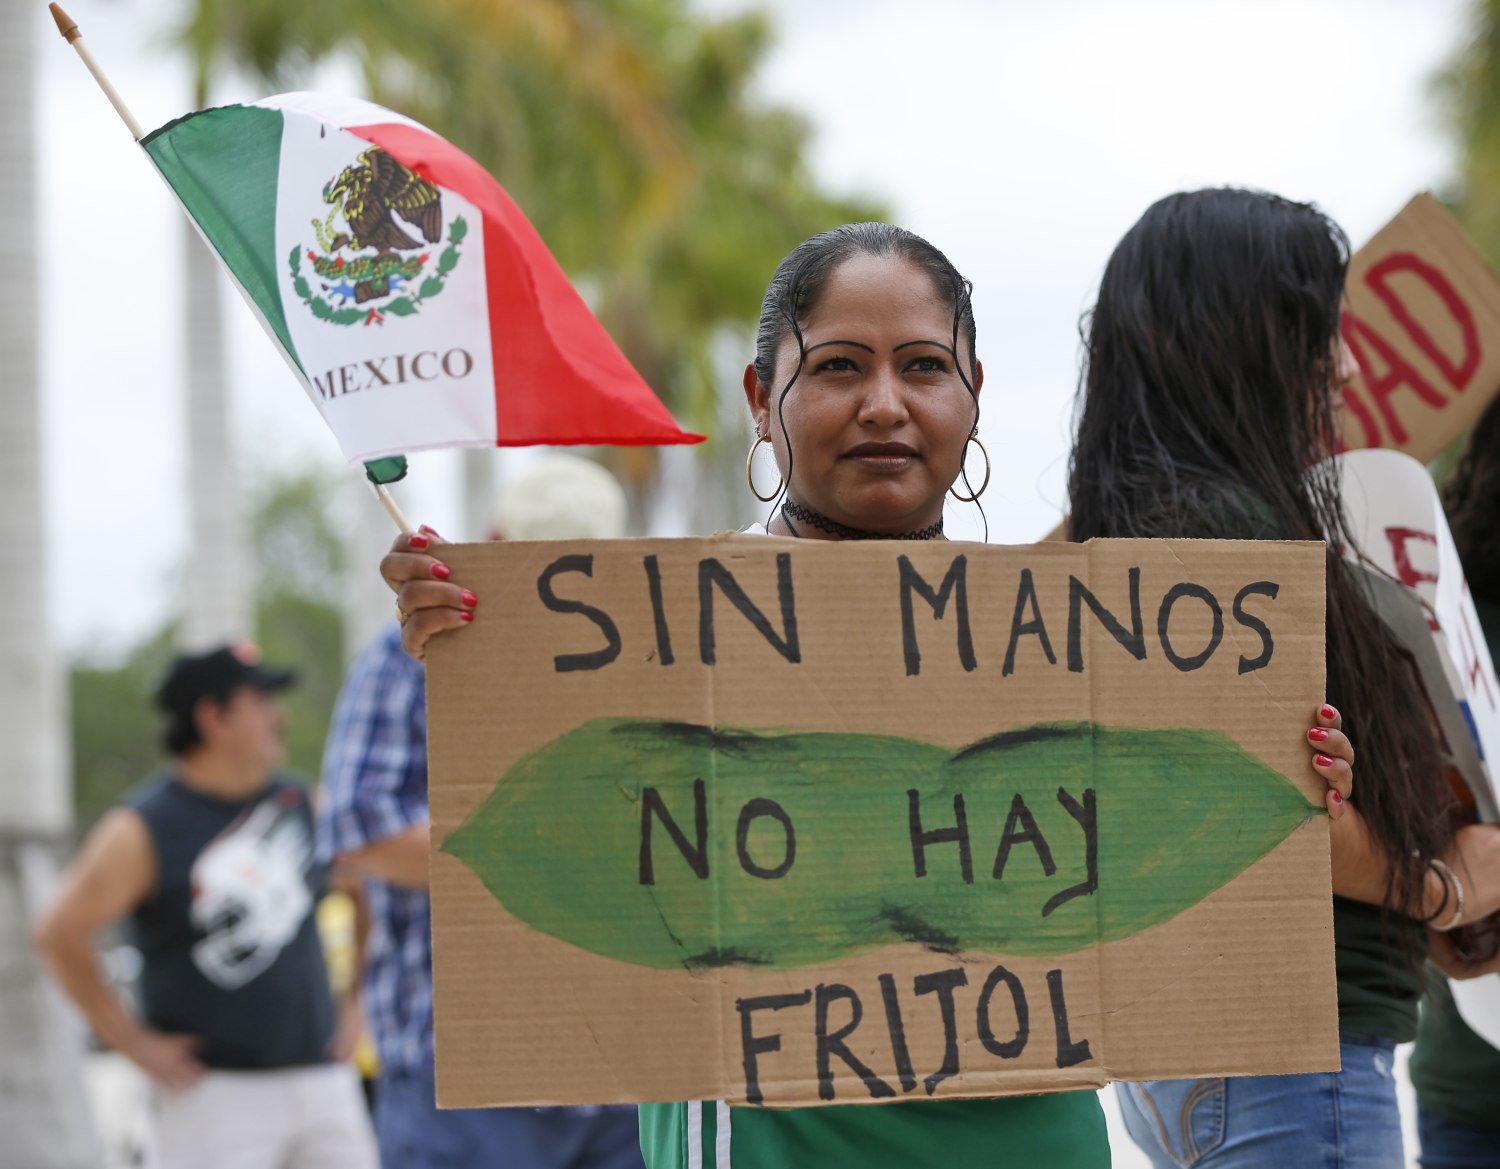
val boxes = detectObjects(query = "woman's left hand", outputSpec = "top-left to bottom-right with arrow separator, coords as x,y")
1308,703 -> 1353,821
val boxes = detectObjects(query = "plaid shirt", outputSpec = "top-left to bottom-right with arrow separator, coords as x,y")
319,625 -> 613,1123
316,622 -> 434,1075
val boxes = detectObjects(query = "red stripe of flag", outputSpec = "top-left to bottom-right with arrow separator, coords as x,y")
348,121 -> 703,448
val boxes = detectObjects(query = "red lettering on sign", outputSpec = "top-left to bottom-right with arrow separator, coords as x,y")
1385,526 -> 1440,631
1385,526 -> 1439,589
1458,600 -> 1497,712
1342,311 -> 1449,446
1365,252 -> 1480,391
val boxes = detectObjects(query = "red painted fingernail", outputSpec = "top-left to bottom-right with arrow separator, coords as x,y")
459,609 -> 474,623
1320,705 -> 1336,721
1330,790 -> 1343,805
432,563 -> 451,581
1315,754 -> 1334,768
460,590 -> 478,607
409,533 -> 429,550
1308,727 -> 1329,742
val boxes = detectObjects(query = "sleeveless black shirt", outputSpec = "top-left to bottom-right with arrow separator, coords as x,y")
123,776 -> 333,1069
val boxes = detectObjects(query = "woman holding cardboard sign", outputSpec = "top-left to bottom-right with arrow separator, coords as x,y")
1069,188 -> 1500,1169
382,222 -> 1351,1169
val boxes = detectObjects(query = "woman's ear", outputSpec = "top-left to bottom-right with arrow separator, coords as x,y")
972,360 -> 984,400
742,363 -> 770,433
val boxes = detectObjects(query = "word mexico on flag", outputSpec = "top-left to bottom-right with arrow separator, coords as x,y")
141,92 -> 702,463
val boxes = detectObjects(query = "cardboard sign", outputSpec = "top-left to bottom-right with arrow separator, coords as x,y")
1339,194 -> 1500,463
425,537 -> 1336,1109
1337,449 -> 1500,819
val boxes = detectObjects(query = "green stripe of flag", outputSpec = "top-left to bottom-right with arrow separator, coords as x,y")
142,106 -> 299,368
363,456 -> 409,485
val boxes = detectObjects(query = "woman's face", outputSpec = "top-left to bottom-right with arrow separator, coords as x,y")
743,253 -> 982,534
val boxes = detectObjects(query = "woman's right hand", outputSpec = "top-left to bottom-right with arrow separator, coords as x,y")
1308,703 -> 1352,821
380,527 -> 478,662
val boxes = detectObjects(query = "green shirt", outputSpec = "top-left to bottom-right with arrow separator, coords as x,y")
1409,593 -> 1500,1128
1410,977 -> 1500,1129
1331,896 -> 1425,1041
638,1093 -> 1110,1169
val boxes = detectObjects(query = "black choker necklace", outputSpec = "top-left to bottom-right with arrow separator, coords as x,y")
781,498 -> 944,541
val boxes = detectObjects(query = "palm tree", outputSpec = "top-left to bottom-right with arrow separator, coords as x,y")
1438,0 -> 1500,257
177,0 -> 884,532
1426,0 -> 1500,482
0,5 -> 100,1164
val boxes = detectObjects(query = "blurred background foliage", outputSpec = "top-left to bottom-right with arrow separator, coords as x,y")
1437,0 -> 1500,260
1428,0 -> 1500,479
178,0 -> 886,433
72,473 -> 345,832
78,0 -> 1500,830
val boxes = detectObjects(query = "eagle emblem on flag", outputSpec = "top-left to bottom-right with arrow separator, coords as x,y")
289,146 -> 467,327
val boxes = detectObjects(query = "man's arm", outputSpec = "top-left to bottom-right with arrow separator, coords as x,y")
318,626 -> 431,889
322,864 -> 373,1061
32,808 -> 205,1090
340,822 -> 430,889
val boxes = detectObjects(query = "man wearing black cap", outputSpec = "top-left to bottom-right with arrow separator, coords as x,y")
33,643 -> 377,1169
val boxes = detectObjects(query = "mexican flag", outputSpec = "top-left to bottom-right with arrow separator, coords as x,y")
141,92 -> 703,464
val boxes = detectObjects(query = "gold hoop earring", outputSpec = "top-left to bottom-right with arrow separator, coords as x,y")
746,434 -> 783,503
949,433 -> 991,502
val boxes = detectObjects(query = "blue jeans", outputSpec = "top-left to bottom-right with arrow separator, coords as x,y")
1418,1104 -> 1500,1169
1117,1036 -> 1403,1169
376,1068 -> 645,1169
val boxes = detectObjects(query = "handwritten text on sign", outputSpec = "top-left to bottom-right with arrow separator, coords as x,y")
1338,194 -> 1500,463
425,538 -> 1335,1109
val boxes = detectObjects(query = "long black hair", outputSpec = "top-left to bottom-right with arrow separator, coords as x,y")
1069,188 -> 1450,924
752,223 -> 986,530
1444,392 -> 1500,598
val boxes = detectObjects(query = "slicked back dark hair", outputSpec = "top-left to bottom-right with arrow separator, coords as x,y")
753,222 -> 978,388
1069,187 -> 1451,931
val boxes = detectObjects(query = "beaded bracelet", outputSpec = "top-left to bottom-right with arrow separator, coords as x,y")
1422,862 -> 1451,925
1429,858 -> 1466,932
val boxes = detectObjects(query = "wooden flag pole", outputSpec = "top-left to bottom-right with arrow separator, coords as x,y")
373,486 -> 415,535
50,3 -> 417,537
49,5 -> 144,139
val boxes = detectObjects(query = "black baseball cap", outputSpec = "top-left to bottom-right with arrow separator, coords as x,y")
154,642 -> 297,719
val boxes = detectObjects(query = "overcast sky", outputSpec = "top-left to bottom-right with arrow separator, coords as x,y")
28,0 -> 1471,653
